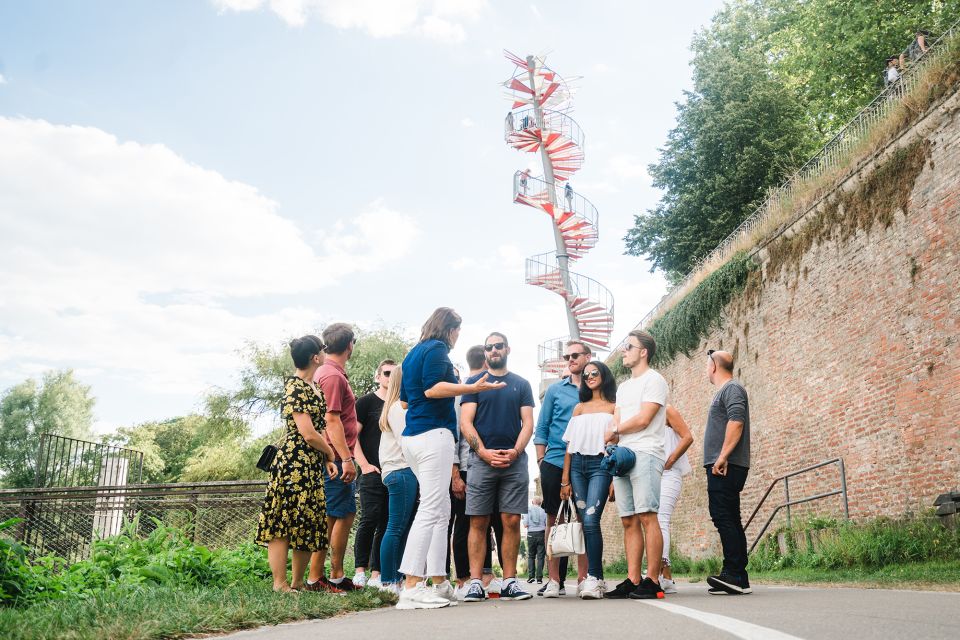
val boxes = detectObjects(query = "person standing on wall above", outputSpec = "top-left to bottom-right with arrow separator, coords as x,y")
703,349 -> 752,596
460,332 -> 536,602
395,307 -> 505,610
535,340 -> 591,598
351,359 -> 397,589
522,496 -> 547,584
605,330 -> 668,601
306,323 -> 360,593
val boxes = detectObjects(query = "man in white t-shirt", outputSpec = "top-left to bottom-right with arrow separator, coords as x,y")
604,330 -> 668,600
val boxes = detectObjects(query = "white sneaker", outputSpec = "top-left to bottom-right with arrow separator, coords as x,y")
366,575 -> 382,589
378,582 -> 400,596
486,577 -> 502,599
352,572 -> 367,588
542,579 -> 561,598
660,577 -> 677,594
576,579 -> 584,596
395,583 -> 451,610
433,580 -> 459,606
578,575 -> 604,600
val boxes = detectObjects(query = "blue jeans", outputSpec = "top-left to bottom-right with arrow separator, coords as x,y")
380,468 -> 418,584
569,453 -> 612,579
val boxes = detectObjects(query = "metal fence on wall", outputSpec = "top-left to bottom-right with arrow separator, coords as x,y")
622,18 -> 960,341
34,433 -> 144,488
0,481 -> 267,563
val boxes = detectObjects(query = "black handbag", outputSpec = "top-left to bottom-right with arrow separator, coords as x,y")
256,434 -> 287,472
256,444 -> 279,472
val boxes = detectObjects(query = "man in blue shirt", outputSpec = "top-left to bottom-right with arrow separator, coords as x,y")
534,339 -> 590,597
460,332 -> 535,602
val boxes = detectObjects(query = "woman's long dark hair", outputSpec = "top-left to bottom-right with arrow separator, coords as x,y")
579,360 -> 617,403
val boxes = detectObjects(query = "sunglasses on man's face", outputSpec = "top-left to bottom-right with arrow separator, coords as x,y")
584,369 -> 601,380
382,369 -> 392,377
562,352 -> 588,361
484,342 -> 506,352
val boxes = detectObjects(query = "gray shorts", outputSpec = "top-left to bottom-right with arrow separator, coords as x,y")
465,451 -> 529,516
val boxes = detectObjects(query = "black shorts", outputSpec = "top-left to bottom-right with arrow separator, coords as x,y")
539,460 -> 564,516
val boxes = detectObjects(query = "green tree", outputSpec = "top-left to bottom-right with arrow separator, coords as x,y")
626,1 -> 816,281
625,0 -> 960,282
0,370 -> 95,488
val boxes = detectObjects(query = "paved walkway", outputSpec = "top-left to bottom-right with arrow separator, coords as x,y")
223,580 -> 960,640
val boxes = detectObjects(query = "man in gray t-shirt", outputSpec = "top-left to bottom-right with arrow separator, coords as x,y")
703,349 -> 752,595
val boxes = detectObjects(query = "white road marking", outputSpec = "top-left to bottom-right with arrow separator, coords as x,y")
638,600 -> 807,640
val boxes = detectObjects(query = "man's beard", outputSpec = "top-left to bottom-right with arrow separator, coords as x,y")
486,354 -> 508,369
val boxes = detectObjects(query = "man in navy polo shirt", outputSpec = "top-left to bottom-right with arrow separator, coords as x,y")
460,332 -> 535,602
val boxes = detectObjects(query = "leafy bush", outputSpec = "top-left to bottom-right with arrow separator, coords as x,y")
749,515 -> 960,572
1,516 -> 271,607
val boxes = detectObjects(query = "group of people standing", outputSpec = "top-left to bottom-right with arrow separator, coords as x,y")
255,307 -> 754,609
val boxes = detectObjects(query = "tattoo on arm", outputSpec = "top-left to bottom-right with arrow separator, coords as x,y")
468,435 -> 480,451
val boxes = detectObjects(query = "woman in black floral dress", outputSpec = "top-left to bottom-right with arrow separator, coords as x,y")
256,335 -> 339,592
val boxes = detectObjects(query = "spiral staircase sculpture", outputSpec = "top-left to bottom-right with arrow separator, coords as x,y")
503,52 -> 614,379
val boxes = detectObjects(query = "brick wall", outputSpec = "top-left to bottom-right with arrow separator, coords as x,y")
599,90 -> 960,563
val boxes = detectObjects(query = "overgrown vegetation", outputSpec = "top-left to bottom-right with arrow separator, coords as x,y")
749,515 -> 960,572
644,252 -> 757,367
0,517 -> 391,638
0,583 -> 390,640
626,0 -> 960,282
608,515 -> 960,587
765,140 -> 931,281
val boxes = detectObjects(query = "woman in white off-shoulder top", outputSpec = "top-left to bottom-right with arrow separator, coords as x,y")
559,360 -> 617,600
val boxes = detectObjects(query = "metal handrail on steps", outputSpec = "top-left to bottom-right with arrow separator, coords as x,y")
744,457 -> 849,554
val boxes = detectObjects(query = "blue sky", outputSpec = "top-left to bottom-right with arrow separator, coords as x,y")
0,0 -> 726,433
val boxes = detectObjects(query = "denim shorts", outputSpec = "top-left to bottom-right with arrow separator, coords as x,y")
613,451 -> 664,516
323,460 -> 357,518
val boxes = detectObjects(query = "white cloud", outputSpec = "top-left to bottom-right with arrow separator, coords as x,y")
0,117 -> 419,395
460,117 -> 475,128
212,0 -> 486,42
608,153 -> 650,181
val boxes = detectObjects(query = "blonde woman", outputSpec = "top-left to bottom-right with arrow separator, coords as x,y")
377,365 -> 417,594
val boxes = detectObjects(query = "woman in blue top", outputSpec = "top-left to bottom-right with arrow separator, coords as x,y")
395,307 -> 505,610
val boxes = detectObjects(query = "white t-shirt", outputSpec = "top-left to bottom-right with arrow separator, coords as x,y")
562,412 -> 613,456
664,423 -> 692,475
616,369 -> 668,460
379,402 -> 410,479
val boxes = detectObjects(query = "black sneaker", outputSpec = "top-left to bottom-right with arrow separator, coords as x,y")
537,582 -> 548,596
707,573 -> 752,595
527,577 -> 536,583
707,587 -> 729,595
500,580 -> 533,600
604,578 -> 638,599
536,579 -> 543,584
628,577 -> 665,600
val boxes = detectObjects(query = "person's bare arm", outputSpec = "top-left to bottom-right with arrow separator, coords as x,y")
324,411 -> 357,481
664,405 -> 694,471
560,451 -> 573,500
425,373 -> 505,399
616,401 -> 662,434
292,413 -> 338,478
712,421 -> 743,476
460,402 -> 510,468
506,406 -> 535,460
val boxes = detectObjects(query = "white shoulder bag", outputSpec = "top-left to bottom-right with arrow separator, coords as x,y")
547,498 -> 585,558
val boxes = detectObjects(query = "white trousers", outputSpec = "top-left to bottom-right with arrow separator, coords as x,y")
657,468 -> 684,565
399,428 -> 454,578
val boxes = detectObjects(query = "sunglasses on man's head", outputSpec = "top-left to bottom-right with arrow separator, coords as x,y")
562,352 -> 588,361
584,369 -> 601,380
484,342 -> 506,352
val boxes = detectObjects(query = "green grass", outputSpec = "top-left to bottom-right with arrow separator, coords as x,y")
0,581 -> 394,640
603,515 -> 960,590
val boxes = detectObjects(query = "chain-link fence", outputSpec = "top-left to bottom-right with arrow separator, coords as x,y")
0,481 -> 267,563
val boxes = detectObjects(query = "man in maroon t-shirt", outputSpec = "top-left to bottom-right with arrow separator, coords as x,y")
306,323 -> 360,592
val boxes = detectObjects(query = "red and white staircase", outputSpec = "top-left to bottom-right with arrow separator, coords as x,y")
503,52 -> 615,380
